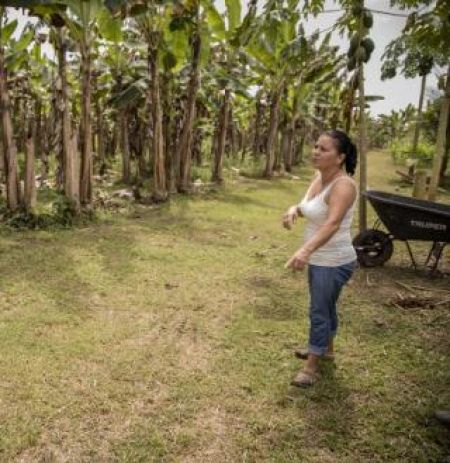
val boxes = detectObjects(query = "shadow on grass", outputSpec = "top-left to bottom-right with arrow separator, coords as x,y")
247,278 -> 303,321
0,224 -> 140,319
273,363 -> 355,455
202,189 -> 288,211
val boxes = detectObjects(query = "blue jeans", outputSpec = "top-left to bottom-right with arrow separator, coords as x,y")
308,262 -> 356,356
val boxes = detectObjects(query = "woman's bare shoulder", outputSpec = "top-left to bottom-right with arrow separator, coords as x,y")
309,171 -> 322,186
330,176 -> 357,200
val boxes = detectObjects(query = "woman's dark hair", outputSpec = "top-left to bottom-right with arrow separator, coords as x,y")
325,130 -> 358,176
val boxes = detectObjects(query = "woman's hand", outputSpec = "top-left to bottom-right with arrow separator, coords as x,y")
282,205 -> 299,230
285,247 -> 310,271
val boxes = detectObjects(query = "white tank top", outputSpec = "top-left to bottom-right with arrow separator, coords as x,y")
299,176 -> 357,267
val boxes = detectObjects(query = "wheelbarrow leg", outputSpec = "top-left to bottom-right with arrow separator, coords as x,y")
404,241 -> 417,270
425,242 -> 446,276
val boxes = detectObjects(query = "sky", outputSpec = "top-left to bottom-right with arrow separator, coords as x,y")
293,0 -> 438,116
5,1 -> 439,116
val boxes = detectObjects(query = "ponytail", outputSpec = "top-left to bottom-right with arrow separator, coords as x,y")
326,130 -> 358,176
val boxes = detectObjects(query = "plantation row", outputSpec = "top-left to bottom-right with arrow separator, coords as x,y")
0,0 -> 448,220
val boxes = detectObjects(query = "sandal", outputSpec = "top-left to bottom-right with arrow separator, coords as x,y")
294,347 -> 334,361
291,369 -> 318,388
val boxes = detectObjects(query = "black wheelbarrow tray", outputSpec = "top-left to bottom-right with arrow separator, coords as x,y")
353,190 -> 450,273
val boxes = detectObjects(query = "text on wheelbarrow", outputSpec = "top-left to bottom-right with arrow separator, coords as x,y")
410,220 -> 446,231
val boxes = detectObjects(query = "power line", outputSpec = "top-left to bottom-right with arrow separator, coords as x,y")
312,7 -> 424,18
369,9 -> 409,17
314,9 -> 342,14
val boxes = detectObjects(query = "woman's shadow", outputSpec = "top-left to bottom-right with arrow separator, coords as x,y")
279,358 -> 355,453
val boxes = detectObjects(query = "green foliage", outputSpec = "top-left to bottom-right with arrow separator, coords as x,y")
51,195 -> 82,225
0,194 -> 89,229
382,35 -> 434,80
225,0 -> 241,32
392,0 -> 449,64
97,7 -> 122,42
389,138 -> 435,167
0,18 -> 18,42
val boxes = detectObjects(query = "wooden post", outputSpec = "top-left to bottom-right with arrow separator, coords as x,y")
428,65 -> 450,201
412,169 -> 427,199
357,0 -> 368,232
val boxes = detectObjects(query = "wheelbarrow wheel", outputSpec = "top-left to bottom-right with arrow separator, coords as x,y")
353,229 -> 393,267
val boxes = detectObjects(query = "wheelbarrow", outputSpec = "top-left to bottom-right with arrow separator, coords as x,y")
353,190 -> 450,274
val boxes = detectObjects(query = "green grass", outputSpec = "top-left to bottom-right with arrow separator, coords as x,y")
0,151 -> 449,462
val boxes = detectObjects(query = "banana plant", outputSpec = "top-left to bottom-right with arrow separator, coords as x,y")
205,0 -> 257,183
16,29 -> 54,212
126,1 -> 171,201
247,6 -> 344,177
0,10 -> 34,211
170,0 -> 202,193
5,0 -> 123,207
103,1 -> 188,197
246,0 -> 337,177
105,0 -> 207,195
63,1 -> 104,205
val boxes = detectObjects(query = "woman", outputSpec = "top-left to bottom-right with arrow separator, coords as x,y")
283,130 -> 358,388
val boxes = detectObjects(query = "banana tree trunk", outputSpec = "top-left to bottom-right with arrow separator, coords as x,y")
121,110 -> 131,183
40,112 -> 50,187
285,116 -> 297,172
193,103 -> 204,166
0,132 -> 4,175
229,108 -> 237,157
428,65 -> 450,201
112,114 -> 120,160
162,72 -> 174,192
79,39 -> 92,205
35,98 -> 42,161
56,28 -> 75,204
177,32 -> 201,192
0,22 -> 20,211
212,88 -> 230,183
150,43 -> 167,202
282,125 -> 291,173
411,73 -> 427,156
240,130 -> 247,161
24,129 -> 36,213
295,134 -> 305,165
67,129 -> 80,213
95,97 -> 105,175
20,99 -> 28,155
92,73 -> 102,175
50,73 -> 62,189
253,98 -> 264,158
264,88 -> 282,178
136,118 -> 147,181
193,125 -> 202,166
170,95 -> 183,193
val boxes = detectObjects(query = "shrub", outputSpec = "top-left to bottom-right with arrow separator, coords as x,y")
389,139 -> 435,168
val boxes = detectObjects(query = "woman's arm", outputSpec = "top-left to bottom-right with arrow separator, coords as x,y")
282,176 -> 320,229
285,179 -> 356,270
282,204 -> 302,229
